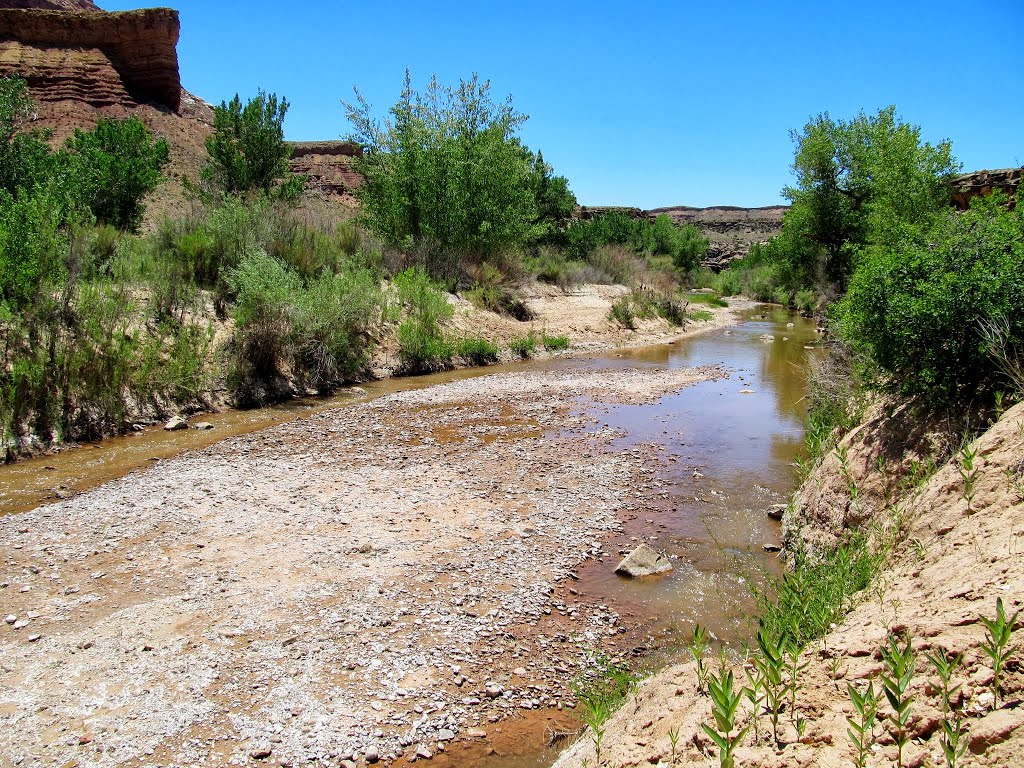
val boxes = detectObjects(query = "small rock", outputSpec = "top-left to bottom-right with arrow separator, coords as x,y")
484,685 -> 503,699
513,667 -> 527,677
250,748 -> 272,760
466,728 -> 487,738
763,544 -> 782,553
163,416 -> 188,431
79,732 -> 95,745
27,634 -> 41,642
437,729 -> 455,741
363,747 -> 379,763
191,422 -> 214,430
614,544 -> 672,578
766,504 -> 786,521
3,615 -> 15,625
416,745 -> 433,759
13,619 -> 29,630
358,543 -> 373,554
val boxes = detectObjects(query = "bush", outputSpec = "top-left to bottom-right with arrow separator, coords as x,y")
225,250 -> 383,402
455,336 -> 499,365
63,116 -> 169,231
542,333 -> 570,351
837,195 -> 1024,408
509,332 -> 538,358
202,90 -> 302,199
393,267 -> 454,372
345,72 -> 573,272
609,296 -> 636,329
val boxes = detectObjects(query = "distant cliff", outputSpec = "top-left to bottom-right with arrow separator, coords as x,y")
578,204 -> 787,271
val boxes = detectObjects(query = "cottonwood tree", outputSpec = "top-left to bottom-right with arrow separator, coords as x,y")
343,71 -> 574,277
779,106 -> 959,292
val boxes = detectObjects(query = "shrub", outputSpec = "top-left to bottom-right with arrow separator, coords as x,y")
63,116 -> 170,231
455,336 -> 499,365
202,90 -> 302,198
393,267 -> 454,372
609,296 -> 636,329
542,333 -> 570,351
509,332 -> 538,358
837,194 -> 1024,408
345,72 -> 573,270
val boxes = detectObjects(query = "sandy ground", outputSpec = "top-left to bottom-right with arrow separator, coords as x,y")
552,402 -> 1024,768
372,284 -> 744,375
0,364 -> 729,768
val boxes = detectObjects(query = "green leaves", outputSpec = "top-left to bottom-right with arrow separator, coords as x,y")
701,669 -> 750,768
63,116 -> 170,231
202,91 -> 299,198
879,634 -> 916,768
979,596 -> 1021,707
845,680 -> 878,768
344,71 -> 557,275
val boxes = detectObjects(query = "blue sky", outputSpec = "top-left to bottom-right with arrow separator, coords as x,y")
98,1 -> 1023,209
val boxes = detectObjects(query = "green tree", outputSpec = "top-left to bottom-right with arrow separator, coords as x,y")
344,71 -> 567,273
202,90 -> 301,198
837,194 -> 1024,407
63,116 -> 169,231
780,106 -> 959,291
0,76 -> 56,198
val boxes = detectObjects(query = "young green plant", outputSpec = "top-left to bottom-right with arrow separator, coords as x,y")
880,634 -> 916,768
846,680 -> 878,768
690,623 -> 711,694
956,443 -> 980,512
979,597 -> 1020,707
754,627 -> 788,748
702,668 -> 751,768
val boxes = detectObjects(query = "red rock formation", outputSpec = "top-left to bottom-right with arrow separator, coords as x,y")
950,167 -> 1021,210
288,141 -> 363,205
0,0 -> 98,9
0,6 -> 181,110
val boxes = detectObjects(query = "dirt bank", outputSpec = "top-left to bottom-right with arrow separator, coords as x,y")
552,402 -> 1024,768
0,363 -> 729,767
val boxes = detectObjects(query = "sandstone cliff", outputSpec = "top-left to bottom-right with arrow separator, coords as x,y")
287,140 -> 362,206
952,167 -> 1022,210
0,1 -> 212,222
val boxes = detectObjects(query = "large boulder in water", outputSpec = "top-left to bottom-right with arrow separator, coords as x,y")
614,544 -> 672,578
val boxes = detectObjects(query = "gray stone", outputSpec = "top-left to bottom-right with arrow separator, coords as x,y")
191,422 -> 214,430
163,416 -> 188,431
614,544 -> 672,578
766,504 -> 787,521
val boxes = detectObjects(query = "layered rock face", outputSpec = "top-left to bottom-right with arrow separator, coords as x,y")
0,1 -> 212,223
951,167 -> 1021,210
577,204 -> 786,271
0,1 -> 98,9
650,204 -> 787,270
287,141 -> 363,205
0,5 -> 181,112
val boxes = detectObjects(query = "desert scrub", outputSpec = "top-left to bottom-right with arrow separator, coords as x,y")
609,295 -> 637,329
541,332 -> 570,351
392,267 -> 454,373
226,250 -> 383,403
687,308 -> 714,323
509,332 -> 538,358
454,336 -> 498,365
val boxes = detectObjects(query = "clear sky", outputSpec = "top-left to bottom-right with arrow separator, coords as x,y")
97,1 -> 1023,209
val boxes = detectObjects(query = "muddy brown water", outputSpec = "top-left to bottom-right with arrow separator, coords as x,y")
0,305 -> 817,767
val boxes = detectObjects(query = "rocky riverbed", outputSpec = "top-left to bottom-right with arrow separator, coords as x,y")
0,365 -> 726,767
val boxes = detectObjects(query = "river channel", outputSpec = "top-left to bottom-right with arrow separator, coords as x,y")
0,305 -> 817,768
